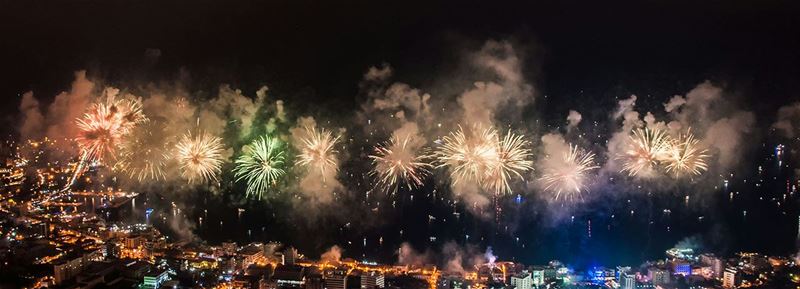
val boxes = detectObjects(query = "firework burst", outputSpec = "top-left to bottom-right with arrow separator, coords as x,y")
65,93 -> 147,191
115,122 -> 171,181
540,144 -> 599,200
369,135 -> 431,191
175,132 -> 225,184
434,125 -> 498,186
434,126 -> 532,195
234,136 -> 286,198
296,126 -> 340,180
619,127 -> 671,177
75,94 -> 147,163
484,131 -> 534,195
663,130 -> 709,177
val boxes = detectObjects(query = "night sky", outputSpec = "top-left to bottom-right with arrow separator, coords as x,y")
3,0 -> 800,269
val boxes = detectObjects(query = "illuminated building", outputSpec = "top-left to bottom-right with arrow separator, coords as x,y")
510,271 -> 532,289
124,234 -> 146,249
666,248 -> 695,260
531,267 -> 545,286
106,240 -> 122,259
590,267 -> 615,284
671,261 -> 691,276
222,241 -> 237,255
699,253 -> 723,279
283,246 -> 298,265
647,267 -> 669,286
360,271 -> 385,289
272,265 -> 305,288
742,253 -> 770,272
723,267 -> 737,288
324,270 -> 348,289
140,269 -> 169,289
239,244 -> 265,270
620,272 -> 636,289
53,254 -> 86,284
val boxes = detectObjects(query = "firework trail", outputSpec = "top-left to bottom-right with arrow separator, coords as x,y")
484,131 -> 534,195
296,126 -> 340,180
65,94 -> 147,190
663,129 -> 709,177
115,122 -> 171,181
369,135 -> 431,191
619,127 -> 671,177
540,144 -> 599,200
234,135 -> 286,199
175,131 -> 226,184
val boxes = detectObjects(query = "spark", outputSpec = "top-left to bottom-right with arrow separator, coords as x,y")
540,144 -> 599,200
663,129 -> 709,177
175,131 -> 225,184
296,126 -> 340,180
619,127 -> 670,177
369,135 -> 431,191
234,135 -> 286,199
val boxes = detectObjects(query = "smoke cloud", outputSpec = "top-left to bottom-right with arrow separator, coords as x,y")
19,92 -> 44,141
772,102 -> 800,137
397,242 -> 432,267
602,81 -> 755,180
566,110 -> 582,131
320,245 -> 343,263
456,40 -> 533,127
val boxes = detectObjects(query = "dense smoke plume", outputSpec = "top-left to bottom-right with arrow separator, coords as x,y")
320,245 -> 343,263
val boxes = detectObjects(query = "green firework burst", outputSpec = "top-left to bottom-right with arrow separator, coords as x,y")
234,135 -> 286,199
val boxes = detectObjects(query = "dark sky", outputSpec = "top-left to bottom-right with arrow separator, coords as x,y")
4,0 -> 800,267
2,0 -> 800,128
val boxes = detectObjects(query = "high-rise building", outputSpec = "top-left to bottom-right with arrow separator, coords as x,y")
306,274 -> 324,289
620,272 -> 636,289
723,267 -> 737,288
700,254 -> 724,279
510,272 -> 532,289
53,255 -> 85,284
273,265 -> 305,288
647,267 -> 669,286
360,271 -> 385,289
106,241 -> 122,259
324,270 -> 347,289
531,267 -> 545,286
